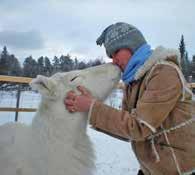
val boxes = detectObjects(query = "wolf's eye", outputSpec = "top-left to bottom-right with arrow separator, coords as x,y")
70,75 -> 79,82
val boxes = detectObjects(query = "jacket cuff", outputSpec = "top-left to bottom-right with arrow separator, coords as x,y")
87,99 -> 97,123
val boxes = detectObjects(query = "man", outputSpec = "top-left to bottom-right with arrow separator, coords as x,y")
64,22 -> 195,175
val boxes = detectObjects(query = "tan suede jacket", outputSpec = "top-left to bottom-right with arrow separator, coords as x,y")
89,47 -> 195,175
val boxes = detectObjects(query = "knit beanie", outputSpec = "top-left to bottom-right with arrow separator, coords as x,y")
96,22 -> 147,58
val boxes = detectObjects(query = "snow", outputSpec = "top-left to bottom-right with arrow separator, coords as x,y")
0,90 -> 139,175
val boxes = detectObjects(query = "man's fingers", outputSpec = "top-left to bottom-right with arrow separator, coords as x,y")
65,103 -> 77,113
64,99 -> 75,106
64,100 -> 76,113
77,86 -> 90,96
67,90 -> 76,96
66,90 -> 76,100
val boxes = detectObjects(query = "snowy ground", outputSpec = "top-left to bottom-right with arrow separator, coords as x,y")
0,90 -> 139,175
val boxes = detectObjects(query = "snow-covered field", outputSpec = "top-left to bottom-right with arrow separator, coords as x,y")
0,89 -> 139,175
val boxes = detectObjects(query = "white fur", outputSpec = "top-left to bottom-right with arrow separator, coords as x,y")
0,63 -> 121,175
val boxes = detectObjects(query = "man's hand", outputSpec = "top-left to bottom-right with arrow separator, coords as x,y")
64,86 -> 95,113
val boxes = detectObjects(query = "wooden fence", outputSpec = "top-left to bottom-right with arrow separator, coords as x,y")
0,75 -> 195,122
0,75 -> 36,122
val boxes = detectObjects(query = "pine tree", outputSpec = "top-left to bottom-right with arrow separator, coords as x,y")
0,46 -> 23,76
179,35 -> 190,80
91,58 -> 105,67
0,46 -> 9,75
44,57 -> 52,76
37,56 -> 45,75
23,56 -> 38,77
52,56 -> 60,73
8,54 -> 22,76
74,58 -> 79,70
77,61 -> 87,70
179,35 -> 185,59
59,54 -> 74,72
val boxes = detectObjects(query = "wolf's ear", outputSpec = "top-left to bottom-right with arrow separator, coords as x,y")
30,75 -> 48,91
30,75 -> 57,98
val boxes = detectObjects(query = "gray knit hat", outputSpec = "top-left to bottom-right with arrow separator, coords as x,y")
96,22 -> 147,58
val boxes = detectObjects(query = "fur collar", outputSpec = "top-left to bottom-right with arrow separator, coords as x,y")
134,46 -> 181,80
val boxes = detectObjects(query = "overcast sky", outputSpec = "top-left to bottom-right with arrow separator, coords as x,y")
0,0 -> 194,63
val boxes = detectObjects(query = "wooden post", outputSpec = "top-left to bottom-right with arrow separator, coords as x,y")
15,85 -> 21,122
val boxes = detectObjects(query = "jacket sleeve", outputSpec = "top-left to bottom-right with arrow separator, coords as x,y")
89,65 -> 182,141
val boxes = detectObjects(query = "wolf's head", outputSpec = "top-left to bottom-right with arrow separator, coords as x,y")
30,63 -> 121,102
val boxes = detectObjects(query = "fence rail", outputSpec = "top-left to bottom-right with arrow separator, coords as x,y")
0,107 -> 36,112
0,75 -> 195,122
0,75 -> 35,121
189,83 -> 195,89
0,75 -> 32,83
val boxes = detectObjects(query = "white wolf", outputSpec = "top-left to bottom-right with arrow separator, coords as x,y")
0,63 -> 121,175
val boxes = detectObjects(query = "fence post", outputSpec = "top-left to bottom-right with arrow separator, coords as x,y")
15,84 -> 21,122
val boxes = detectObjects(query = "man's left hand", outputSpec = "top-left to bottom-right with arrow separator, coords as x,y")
64,86 -> 94,113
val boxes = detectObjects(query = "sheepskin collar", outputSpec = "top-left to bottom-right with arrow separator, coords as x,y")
134,46 -> 181,80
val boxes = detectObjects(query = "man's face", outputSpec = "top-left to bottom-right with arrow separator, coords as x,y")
111,48 -> 132,71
